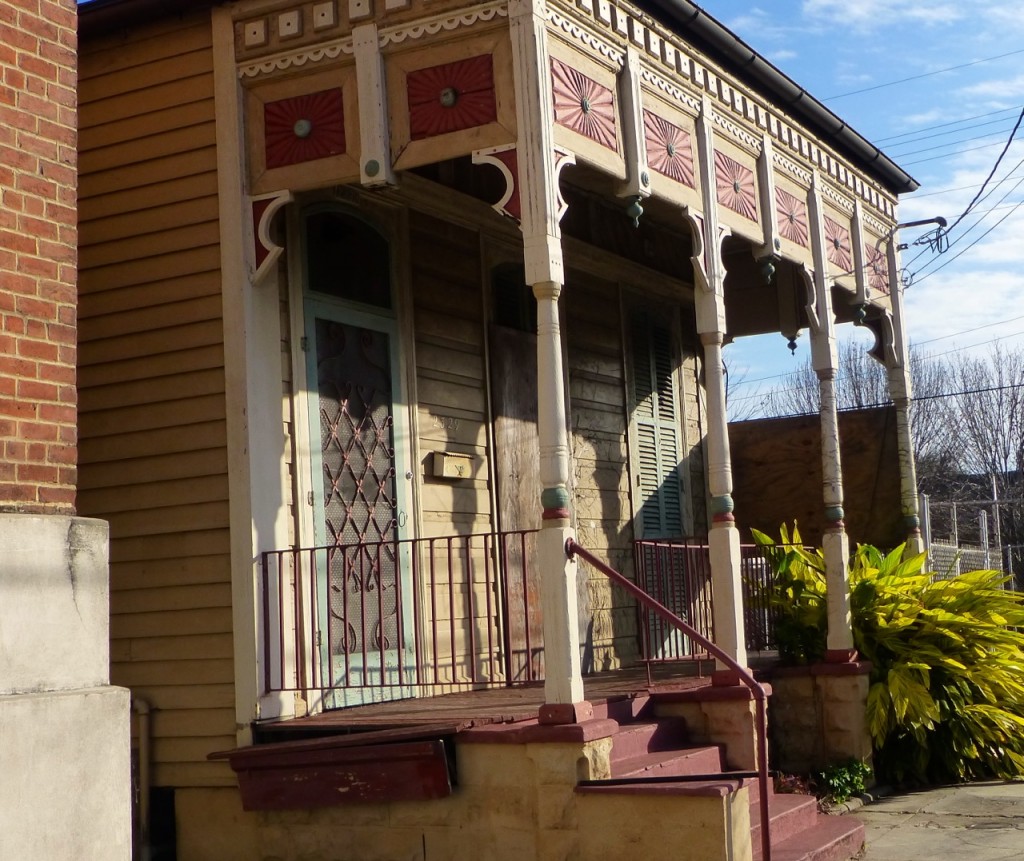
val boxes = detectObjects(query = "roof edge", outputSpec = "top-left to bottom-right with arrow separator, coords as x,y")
79,0 -> 219,39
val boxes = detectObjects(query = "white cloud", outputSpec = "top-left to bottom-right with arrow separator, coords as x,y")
801,0 -> 963,32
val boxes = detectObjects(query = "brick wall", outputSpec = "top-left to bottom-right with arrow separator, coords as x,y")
0,0 -> 78,513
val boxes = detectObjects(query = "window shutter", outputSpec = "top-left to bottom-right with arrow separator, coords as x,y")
630,311 -> 684,539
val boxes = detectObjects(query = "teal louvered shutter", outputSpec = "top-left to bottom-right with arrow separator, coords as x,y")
630,312 -> 684,539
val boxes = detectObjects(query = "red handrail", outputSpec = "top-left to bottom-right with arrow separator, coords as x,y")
566,537 -> 772,861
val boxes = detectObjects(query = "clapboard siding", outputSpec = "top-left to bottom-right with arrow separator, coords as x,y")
411,210 -> 492,535
564,268 -> 638,669
79,12 -> 229,790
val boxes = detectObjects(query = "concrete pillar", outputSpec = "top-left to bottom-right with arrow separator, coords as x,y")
0,516 -> 131,859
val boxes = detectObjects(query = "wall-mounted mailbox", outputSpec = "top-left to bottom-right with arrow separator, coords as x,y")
432,451 -> 473,480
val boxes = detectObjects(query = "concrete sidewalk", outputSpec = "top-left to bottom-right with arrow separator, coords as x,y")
851,780 -> 1024,860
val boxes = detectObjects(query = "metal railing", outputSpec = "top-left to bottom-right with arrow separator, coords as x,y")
260,530 -> 542,698
569,537 -> 772,861
634,539 -> 779,658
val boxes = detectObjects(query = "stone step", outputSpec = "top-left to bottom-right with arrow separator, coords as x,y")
608,717 -> 690,762
750,793 -> 820,845
753,812 -> 865,861
612,745 -> 724,779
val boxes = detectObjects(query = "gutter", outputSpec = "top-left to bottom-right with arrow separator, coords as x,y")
633,0 -> 919,195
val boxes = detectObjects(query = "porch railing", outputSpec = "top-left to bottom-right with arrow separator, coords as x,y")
260,530 -> 542,698
634,539 -> 779,659
569,537 -> 772,861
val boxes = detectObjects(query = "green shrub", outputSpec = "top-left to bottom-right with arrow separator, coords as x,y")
753,525 -> 1024,784
815,759 -> 872,804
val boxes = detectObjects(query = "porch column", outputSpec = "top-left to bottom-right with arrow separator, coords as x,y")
688,95 -> 747,676
807,172 -> 854,660
510,0 -> 587,719
884,240 -> 924,554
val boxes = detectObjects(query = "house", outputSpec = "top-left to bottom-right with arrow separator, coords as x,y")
0,0 -> 130,857
77,0 -> 921,858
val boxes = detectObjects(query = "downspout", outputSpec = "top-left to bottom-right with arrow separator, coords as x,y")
132,697 -> 152,861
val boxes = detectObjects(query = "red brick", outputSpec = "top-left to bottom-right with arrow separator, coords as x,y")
18,380 -> 59,402
39,362 -> 75,385
38,485 -> 76,508
38,403 -> 75,424
17,463 -> 59,484
47,443 -> 76,465
0,482 -> 35,501
0,399 -> 35,419
19,421 -> 58,441
18,338 -> 59,361
16,296 -> 57,320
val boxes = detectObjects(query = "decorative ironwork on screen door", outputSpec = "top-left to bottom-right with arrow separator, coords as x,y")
314,318 -> 399,671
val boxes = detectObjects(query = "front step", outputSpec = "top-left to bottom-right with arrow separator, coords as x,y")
753,813 -> 865,861
581,712 -> 864,861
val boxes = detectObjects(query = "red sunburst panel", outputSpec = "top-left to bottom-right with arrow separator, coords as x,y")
865,243 -> 890,294
264,88 -> 346,169
643,110 -> 694,186
551,58 -> 616,150
823,215 -> 853,272
775,187 -> 808,246
407,54 -> 497,141
714,150 -> 757,221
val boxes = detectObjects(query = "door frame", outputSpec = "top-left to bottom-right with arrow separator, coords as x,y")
286,198 -> 417,707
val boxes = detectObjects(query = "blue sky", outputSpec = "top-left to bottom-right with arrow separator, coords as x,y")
703,1 -> 1024,415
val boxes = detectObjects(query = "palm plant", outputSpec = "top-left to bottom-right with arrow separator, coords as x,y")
753,526 -> 1024,783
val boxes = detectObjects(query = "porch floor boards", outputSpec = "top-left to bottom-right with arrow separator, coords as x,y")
259,663 -> 715,734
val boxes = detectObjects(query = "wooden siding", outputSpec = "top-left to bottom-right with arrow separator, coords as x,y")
564,269 -> 638,671
78,15 -> 234,788
411,211 -> 493,535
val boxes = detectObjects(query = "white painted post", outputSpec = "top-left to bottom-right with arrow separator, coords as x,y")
509,0 -> 587,718
689,95 -> 747,676
807,171 -> 854,660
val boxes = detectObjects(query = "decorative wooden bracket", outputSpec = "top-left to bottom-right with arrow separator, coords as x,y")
553,146 -> 575,224
617,46 -> 651,222
472,144 -> 520,220
756,135 -> 781,264
251,190 -> 293,282
681,206 -> 730,294
353,23 -> 396,187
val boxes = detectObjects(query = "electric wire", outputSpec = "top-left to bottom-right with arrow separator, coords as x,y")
876,106 -> 1023,145
822,47 -> 1024,101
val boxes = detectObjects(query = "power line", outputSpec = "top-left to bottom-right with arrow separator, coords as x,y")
885,117 -> 1018,154
915,314 -> 1024,346
876,106 -> 1023,145
888,128 -> 1017,160
904,139 -> 1016,166
915,198 -> 1024,283
940,108 -> 1024,233
822,48 -> 1024,101
913,172 -> 1024,199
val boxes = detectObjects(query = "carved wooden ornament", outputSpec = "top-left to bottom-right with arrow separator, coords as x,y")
643,110 -> 694,187
264,88 -> 346,169
823,215 -> 853,272
714,150 -> 757,221
865,242 -> 889,295
775,187 -> 808,247
407,54 -> 497,141
551,58 -> 616,150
